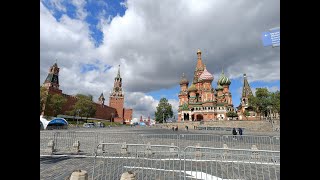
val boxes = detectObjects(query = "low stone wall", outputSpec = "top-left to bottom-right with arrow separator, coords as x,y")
168,120 -> 273,132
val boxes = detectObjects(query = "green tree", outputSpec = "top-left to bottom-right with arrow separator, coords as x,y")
155,97 -> 173,123
68,94 -> 97,121
270,91 -> 280,116
226,111 -> 238,120
249,88 -> 272,119
46,94 -> 67,117
40,86 -> 48,114
244,110 -> 250,116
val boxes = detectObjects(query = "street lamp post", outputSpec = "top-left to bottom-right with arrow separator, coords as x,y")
76,109 -> 81,127
162,107 -> 165,124
111,112 -> 114,126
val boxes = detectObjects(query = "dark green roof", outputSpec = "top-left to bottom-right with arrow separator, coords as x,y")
181,103 -> 189,111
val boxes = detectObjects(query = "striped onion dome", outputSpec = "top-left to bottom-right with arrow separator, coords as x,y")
199,66 -> 214,81
216,84 -> 223,91
188,83 -> 197,92
217,70 -> 231,85
179,73 -> 189,85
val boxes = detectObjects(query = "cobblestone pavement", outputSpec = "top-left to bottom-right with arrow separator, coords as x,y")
40,127 -> 280,179
40,155 -> 280,180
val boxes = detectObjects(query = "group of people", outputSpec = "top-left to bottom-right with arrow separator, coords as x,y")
232,127 -> 243,139
172,126 -> 178,131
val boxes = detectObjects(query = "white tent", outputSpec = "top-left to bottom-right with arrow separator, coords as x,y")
40,115 -> 50,130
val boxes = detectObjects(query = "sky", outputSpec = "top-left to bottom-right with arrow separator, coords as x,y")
40,0 -> 280,119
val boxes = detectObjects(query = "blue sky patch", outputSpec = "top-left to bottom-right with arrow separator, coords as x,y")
103,64 -> 113,72
80,63 -> 100,73
42,0 -> 127,47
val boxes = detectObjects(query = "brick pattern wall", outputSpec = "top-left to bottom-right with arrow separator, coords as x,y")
124,108 -> 133,124
45,90 -> 117,120
95,104 -> 117,120
109,97 -> 124,118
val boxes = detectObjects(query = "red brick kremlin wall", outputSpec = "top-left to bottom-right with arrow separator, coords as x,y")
124,108 -> 133,124
45,90 -> 117,121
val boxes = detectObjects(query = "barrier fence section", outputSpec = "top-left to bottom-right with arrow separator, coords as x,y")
139,134 -> 179,146
183,146 -> 280,180
54,131 -> 98,155
40,131 -> 55,155
178,134 -> 222,150
40,132 -> 279,155
92,143 -> 182,180
222,135 -> 273,150
272,136 -> 280,151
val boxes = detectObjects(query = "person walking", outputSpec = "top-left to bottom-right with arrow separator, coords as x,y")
238,128 -> 243,140
232,128 -> 237,140
185,125 -> 189,131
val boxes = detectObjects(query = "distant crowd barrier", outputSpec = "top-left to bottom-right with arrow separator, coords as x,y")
40,132 -> 280,155
91,142 -> 279,180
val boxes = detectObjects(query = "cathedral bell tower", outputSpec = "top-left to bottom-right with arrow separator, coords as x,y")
109,65 -> 124,119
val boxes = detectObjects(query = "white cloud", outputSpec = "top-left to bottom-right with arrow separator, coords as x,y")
47,0 -> 66,12
41,0 -> 279,116
268,86 -> 279,92
71,0 -> 88,20
124,92 -> 158,118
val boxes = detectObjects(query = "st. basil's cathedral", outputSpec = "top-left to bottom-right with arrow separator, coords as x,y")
178,49 -> 235,121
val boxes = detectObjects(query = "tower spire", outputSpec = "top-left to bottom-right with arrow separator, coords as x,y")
116,64 -> 121,78
242,73 -> 253,98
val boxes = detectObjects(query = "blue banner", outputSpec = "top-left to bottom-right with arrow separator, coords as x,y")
269,28 -> 280,47
262,27 -> 280,47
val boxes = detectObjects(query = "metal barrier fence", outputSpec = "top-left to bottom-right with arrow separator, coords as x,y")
40,131 -> 55,155
139,134 -> 179,146
178,134 -> 222,150
92,143 -> 182,180
90,143 -> 280,180
222,135 -> 274,150
197,126 -> 236,131
272,136 -> 280,151
54,131 -> 97,155
40,132 -> 280,155
183,146 -> 280,180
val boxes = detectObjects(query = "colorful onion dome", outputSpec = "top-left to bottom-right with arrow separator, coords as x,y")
188,83 -> 197,92
217,70 -> 231,85
199,66 -> 214,81
179,73 -> 189,85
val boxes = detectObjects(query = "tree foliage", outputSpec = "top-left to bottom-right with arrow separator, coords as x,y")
244,110 -> 250,116
226,111 -> 238,120
46,94 -> 67,117
270,91 -> 280,115
154,97 -> 173,123
40,86 -> 48,113
67,94 -> 96,119
248,88 -> 280,118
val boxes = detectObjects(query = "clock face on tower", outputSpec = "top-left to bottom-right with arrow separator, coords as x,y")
52,75 -> 58,83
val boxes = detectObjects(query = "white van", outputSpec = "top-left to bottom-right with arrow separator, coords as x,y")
83,123 -> 95,128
